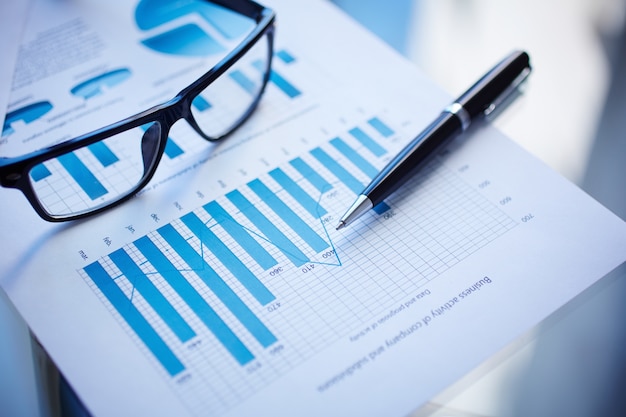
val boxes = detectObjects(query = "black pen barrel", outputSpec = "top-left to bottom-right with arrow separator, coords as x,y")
337,50 -> 532,230
363,112 -> 462,205
457,51 -> 530,118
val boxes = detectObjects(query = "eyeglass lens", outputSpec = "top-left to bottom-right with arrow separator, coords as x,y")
26,21 -> 271,220
190,31 -> 270,138
28,122 -> 161,219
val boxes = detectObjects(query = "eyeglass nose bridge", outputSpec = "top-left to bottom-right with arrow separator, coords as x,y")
138,96 -> 215,175
155,94 -> 213,143
183,106 -> 210,144
140,123 -> 163,176
178,94 -> 222,142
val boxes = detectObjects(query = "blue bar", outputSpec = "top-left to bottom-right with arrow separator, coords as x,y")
349,127 -> 387,157
330,137 -> 379,178
88,142 -> 119,167
229,70 -> 257,95
252,60 -> 301,98
84,261 -> 185,376
203,201 -> 277,270
226,190 -> 307,267
109,248 -> 195,343
373,201 -> 391,214
164,138 -> 184,158
289,157 -> 332,193
4,101 -> 53,126
133,236 -> 254,365
3,100 -> 53,137
269,70 -> 301,98
2,125 -> 14,137
269,168 -> 326,219
276,49 -> 295,64
71,68 -> 132,100
57,152 -> 108,200
310,147 -> 363,194
180,212 -> 275,306
30,163 -> 51,182
158,224 -> 277,349
368,117 -> 394,137
247,179 -> 329,253
192,95 -> 211,112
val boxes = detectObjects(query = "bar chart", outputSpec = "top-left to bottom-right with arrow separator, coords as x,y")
30,141 -> 126,201
80,115 -> 394,374
78,109 -> 517,415
135,0 -> 252,57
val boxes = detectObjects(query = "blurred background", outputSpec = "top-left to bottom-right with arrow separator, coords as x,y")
330,1 -> 626,416
1,1 -> 625,416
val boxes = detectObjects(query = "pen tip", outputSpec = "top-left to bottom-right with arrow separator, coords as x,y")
336,221 -> 345,231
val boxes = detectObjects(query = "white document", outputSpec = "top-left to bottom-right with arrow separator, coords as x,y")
0,1 -> 32,122
1,1 -> 625,416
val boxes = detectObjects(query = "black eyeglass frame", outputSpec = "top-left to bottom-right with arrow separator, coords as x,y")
0,0 -> 276,222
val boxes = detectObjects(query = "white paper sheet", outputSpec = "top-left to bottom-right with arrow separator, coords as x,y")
1,1 -> 625,416
0,1 -> 32,123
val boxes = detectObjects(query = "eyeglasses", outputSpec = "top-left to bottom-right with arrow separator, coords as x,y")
0,0 -> 275,222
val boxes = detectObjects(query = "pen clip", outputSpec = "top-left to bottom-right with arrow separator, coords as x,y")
483,66 -> 531,118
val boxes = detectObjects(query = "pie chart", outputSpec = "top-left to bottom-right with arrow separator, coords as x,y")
135,0 -> 253,56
